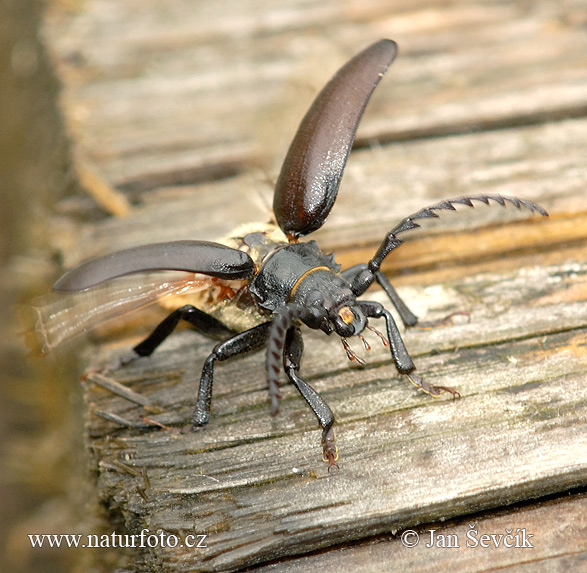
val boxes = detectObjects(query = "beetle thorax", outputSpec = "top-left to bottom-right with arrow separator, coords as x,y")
248,238 -> 366,337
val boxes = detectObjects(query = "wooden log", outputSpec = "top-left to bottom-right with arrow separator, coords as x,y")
39,0 -> 587,570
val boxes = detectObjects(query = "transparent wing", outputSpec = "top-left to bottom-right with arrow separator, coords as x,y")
33,272 -> 204,353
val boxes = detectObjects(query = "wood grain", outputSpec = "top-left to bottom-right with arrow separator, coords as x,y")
40,0 -> 587,570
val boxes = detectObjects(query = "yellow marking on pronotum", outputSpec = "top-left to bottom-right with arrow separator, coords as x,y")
288,266 -> 331,299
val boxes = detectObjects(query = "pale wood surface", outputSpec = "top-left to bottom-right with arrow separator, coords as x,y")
41,0 -> 586,571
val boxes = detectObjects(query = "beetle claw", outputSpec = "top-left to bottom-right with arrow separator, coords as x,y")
322,427 -> 338,469
407,373 -> 460,399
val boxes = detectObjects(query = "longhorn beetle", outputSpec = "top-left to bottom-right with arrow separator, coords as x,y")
47,39 -> 548,466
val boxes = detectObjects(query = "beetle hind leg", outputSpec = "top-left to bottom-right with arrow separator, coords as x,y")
133,304 -> 236,357
84,304 -> 233,377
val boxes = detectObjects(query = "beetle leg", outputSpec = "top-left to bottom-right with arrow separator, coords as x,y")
372,271 -> 470,328
89,304 -> 236,374
406,372 -> 460,399
344,264 -> 468,329
283,327 -> 337,468
190,322 -> 272,427
359,300 -> 459,397
133,304 -> 236,358
359,301 -> 415,373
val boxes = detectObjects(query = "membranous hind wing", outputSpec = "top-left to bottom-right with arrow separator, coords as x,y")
38,240 -> 256,352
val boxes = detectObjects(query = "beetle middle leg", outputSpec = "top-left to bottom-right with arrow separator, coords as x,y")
190,321 -> 272,427
283,327 -> 337,467
342,264 -> 417,326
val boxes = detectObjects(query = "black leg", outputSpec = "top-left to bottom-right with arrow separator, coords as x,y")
134,304 -> 235,357
91,304 -> 236,374
359,300 -> 459,398
359,300 -> 415,373
190,321 -> 272,427
342,264 -> 418,327
283,327 -> 337,467
374,271 -> 468,329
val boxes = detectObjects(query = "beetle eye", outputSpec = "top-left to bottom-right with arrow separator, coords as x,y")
337,305 -> 354,325
333,305 -> 366,336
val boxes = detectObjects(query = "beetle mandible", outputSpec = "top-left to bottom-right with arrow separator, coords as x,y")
47,39 -> 548,467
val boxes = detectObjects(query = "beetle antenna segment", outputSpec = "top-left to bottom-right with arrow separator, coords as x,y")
369,194 -> 548,272
266,303 -> 315,415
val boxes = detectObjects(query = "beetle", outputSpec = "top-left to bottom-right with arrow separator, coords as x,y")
45,39 -> 548,466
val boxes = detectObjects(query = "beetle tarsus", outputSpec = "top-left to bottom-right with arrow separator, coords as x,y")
407,372 -> 460,399
322,427 -> 339,469
82,351 -> 141,381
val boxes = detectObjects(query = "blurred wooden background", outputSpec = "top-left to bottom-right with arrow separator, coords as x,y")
13,0 -> 587,571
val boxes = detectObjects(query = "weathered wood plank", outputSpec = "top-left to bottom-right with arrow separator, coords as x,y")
43,0 -> 587,194
38,0 -> 587,571
252,492 -> 587,572
54,115 -> 586,270
87,332 -> 586,571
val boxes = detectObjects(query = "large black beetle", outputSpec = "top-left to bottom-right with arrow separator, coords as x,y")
48,40 -> 547,466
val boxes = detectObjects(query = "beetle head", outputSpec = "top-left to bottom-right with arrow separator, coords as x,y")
298,281 -> 366,338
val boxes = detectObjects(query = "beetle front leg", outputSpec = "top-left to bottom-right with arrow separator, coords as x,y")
359,300 -> 459,398
190,322 -> 271,427
283,327 -> 337,467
